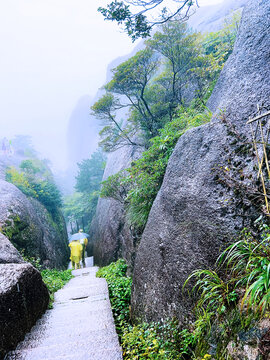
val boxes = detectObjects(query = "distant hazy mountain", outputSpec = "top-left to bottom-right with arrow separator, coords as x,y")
189,0 -> 248,32
67,95 -> 100,167
60,95 -> 100,194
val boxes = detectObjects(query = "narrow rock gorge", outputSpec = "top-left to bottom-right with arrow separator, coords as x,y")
131,0 -> 270,322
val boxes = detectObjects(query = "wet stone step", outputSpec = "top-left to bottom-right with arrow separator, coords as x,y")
18,314 -> 117,346
22,302 -> 112,334
5,261 -> 122,360
16,331 -> 119,351
7,345 -> 122,360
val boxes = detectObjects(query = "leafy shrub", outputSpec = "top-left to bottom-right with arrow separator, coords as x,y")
96,259 -> 132,335
20,248 -> 42,271
122,321 -> 195,360
41,269 -> 73,308
6,166 -> 38,198
6,163 -> 62,218
101,108 -> 211,230
97,260 -> 197,359
184,224 -> 270,358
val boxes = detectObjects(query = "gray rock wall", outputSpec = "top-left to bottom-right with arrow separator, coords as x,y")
90,144 -> 143,268
0,233 -> 23,264
0,263 -> 49,358
0,180 -> 69,269
131,0 -> 270,322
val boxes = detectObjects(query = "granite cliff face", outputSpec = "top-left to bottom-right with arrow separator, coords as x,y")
90,144 -> 143,268
89,0 -> 249,271
0,180 -> 69,269
0,263 -> 49,358
131,0 -> 270,322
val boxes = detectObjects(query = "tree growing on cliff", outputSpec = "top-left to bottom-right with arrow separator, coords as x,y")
105,48 -> 161,137
93,13 -> 240,152
92,48 -> 163,149
98,0 -> 198,41
75,150 -> 106,194
101,108 -> 211,229
91,93 -> 138,152
146,21 -> 198,108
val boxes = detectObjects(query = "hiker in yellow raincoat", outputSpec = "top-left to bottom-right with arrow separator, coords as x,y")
79,229 -> 88,268
69,240 -> 83,270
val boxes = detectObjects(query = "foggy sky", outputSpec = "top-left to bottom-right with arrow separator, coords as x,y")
0,0 -> 222,172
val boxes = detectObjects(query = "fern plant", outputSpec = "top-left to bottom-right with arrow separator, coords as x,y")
218,228 -> 270,316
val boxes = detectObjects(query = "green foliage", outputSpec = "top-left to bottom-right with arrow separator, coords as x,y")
6,166 -> 37,197
147,22 -> 198,107
20,159 -> 41,175
122,321 -> 195,360
91,93 -> 116,117
202,11 -> 241,65
75,150 -> 106,194
32,181 -> 63,216
183,223 -> 270,358
41,269 -> 73,308
100,170 -> 127,203
98,0 -> 196,41
185,269 -> 237,316
63,191 -> 99,233
97,260 -> 196,359
105,48 -> 161,139
6,160 -> 62,218
96,259 -> 132,336
91,94 -> 137,151
219,226 -> 270,316
63,150 -> 106,232
20,248 -> 42,271
101,108 -> 211,229
63,192 -> 86,224
94,14 -> 239,151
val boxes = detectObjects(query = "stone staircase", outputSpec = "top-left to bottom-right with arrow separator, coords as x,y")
5,259 -> 122,360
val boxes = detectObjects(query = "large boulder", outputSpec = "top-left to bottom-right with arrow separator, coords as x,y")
0,233 -> 24,264
0,263 -> 49,358
0,180 -> 69,269
132,0 -> 270,322
90,144 -> 143,268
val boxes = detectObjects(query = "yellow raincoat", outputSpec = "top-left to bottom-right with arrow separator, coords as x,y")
69,240 -> 83,267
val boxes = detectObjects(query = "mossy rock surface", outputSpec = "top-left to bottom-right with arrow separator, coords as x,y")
0,179 -> 69,268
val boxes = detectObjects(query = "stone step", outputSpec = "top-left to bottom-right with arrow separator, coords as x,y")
16,329 -> 119,351
20,311 -> 115,342
5,263 -> 122,360
6,345 -> 122,360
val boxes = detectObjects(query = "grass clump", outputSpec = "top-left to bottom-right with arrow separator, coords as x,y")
41,269 -> 73,308
99,224 -> 270,359
122,321 -> 195,360
96,259 -> 132,336
184,223 -> 270,358
97,259 -> 197,359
